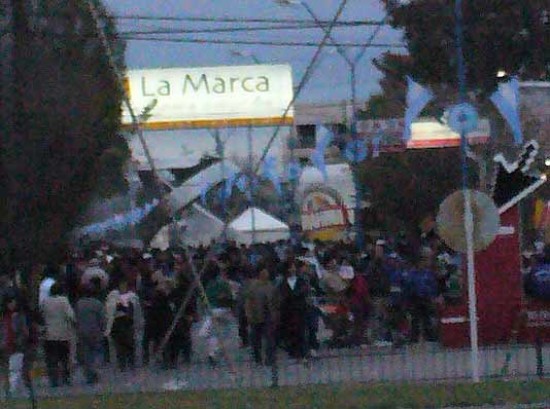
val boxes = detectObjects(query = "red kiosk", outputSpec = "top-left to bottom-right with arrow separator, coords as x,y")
440,142 -> 550,347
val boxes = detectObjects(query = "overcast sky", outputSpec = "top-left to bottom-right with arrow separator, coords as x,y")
102,0 -> 405,169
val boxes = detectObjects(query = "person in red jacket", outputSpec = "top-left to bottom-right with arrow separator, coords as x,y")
348,265 -> 370,346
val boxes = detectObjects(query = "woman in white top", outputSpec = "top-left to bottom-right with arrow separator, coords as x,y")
41,283 -> 75,387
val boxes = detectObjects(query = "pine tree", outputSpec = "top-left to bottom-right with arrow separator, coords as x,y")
0,0 -> 126,268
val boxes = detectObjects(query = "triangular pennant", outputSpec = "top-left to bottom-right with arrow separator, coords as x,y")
403,76 -> 434,143
490,77 -> 523,145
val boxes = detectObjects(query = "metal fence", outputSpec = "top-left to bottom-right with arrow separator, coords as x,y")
3,316 -> 547,404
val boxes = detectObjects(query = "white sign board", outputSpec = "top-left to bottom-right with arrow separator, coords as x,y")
122,64 -> 294,130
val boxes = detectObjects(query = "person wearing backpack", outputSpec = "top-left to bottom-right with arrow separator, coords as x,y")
105,279 -> 143,371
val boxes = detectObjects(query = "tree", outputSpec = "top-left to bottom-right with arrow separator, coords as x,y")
0,0 -> 126,269
383,0 -> 549,94
357,1 -> 549,232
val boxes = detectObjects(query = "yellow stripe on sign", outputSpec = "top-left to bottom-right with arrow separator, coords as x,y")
120,116 -> 294,130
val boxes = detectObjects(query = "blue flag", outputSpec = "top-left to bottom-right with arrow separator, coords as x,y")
262,156 -> 281,195
403,76 -> 434,143
490,77 -> 523,145
199,180 -> 210,205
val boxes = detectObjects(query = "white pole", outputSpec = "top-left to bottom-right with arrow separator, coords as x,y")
248,126 -> 256,244
463,189 -> 480,382
454,0 -> 480,382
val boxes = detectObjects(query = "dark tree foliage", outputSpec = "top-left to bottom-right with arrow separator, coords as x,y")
358,148 -> 476,233
0,0 -> 126,268
358,1 -> 548,231
380,0 -> 549,98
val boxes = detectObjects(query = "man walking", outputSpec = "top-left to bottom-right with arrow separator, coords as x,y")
75,281 -> 105,384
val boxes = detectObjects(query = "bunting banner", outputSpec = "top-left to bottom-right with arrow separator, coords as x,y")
77,199 -> 160,236
490,77 -> 523,145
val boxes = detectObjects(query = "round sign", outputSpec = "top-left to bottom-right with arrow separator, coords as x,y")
436,189 -> 500,253
448,103 -> 479,134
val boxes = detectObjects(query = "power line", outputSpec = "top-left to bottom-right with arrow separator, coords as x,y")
118,21 -> 385,36
119,36 -> 405,48
113,14 -> 387,25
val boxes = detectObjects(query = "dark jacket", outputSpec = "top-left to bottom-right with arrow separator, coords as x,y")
75,297 -> 106,342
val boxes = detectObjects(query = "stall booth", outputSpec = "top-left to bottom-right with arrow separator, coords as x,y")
439,142 -> 550,347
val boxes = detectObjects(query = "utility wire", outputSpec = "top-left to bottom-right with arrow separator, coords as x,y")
113,14 -> 386,25
118,36 -> 405,48
119,21 -> 385,35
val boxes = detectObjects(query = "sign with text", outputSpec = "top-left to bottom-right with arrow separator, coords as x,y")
122,64 -> 294,130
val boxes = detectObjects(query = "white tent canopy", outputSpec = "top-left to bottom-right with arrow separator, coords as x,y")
228,207 -> 289,244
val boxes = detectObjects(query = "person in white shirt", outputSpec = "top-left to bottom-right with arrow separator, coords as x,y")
41,283 -> 75,387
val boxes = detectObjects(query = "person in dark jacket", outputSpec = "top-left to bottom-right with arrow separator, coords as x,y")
165,266 -> 197,368
366,240 -> 392,342
147,281 -> 174,368
277,260 -> 309,361
405,251 -> 439,343
244,264 -> 278,366
75,283 -> 105,384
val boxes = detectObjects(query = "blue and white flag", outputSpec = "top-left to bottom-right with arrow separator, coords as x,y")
262,156 -> 281,195
403,76 -> 434,143
287,159 -> 302,182
490,77 -> 523,145
311,150 -> 327,181
236,174 -> 248,193
224,170 -> 236,198
236,174 -> 252,200
310,125 -> 335,180
316,125 -> 334,150
78,199 -> 160,236
199,180 -> 210,205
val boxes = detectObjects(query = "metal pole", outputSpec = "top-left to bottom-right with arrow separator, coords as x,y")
455,0 -> 480,383
214,129 -> 228,243
248,125 -> 257,244
350,64 -> 364,249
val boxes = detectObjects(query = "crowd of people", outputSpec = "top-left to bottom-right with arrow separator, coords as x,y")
1,233 -> 547,395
